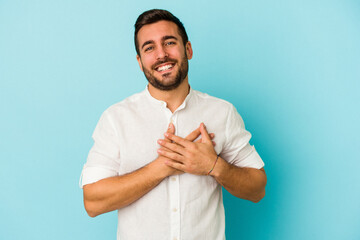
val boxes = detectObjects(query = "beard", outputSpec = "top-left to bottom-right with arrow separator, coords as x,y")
142,54 -> 189,91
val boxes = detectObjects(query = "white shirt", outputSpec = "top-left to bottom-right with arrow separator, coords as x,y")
80,87 -> 264,240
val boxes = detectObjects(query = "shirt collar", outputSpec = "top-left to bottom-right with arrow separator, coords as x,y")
144,85 -> 194,111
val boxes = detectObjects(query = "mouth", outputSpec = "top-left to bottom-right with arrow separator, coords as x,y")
154,63 -> 175,73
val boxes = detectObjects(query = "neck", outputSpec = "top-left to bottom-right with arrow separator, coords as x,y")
148,78 -> 190,113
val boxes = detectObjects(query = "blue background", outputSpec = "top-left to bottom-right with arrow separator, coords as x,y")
1,0 -> 359,239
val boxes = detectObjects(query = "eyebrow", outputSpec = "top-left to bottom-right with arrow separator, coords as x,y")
162,35 -> 178,41
141,35 -> 179,50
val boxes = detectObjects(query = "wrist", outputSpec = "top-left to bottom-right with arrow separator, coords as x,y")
207,154 -> 219,175
209,156 -> 228,178
149,157 -> 173,179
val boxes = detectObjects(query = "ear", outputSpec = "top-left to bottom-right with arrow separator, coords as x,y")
185,41 -> 193,60
136,55 -> 143,72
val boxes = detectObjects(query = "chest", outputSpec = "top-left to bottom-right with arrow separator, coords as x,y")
114,107 -> 226,174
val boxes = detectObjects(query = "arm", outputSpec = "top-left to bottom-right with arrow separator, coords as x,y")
210,160 -> 266,202
157,123 -> 267,203
83,124 -> 214,217
83,156 -> 174,217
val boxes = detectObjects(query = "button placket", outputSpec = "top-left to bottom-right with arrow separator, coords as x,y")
169,176 -> 180,240
170,113 -> 178,132
169,112 -> 180,240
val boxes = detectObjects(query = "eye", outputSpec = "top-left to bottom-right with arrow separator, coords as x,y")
165,41 -> 176,46
144,46 -> 154,52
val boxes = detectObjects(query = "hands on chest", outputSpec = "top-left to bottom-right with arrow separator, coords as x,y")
157,123 -> 218,176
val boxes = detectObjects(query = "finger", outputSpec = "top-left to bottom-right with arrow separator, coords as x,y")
157,148 -> 184,162
195,133 -> 215,143
159,146 -> 173,153
164,160 -> 186,172
164,133 -> 192,148
164,123 -> 175,143
195,138 -> 216,146
167,122 -> 175,134
158,140 -> 186,155
185,127 -> 201,142
199,123 -> 211,143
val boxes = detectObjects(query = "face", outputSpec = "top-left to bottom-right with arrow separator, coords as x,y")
136,20 -> 193,91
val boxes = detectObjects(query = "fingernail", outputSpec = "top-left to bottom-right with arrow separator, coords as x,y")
164,132 -> 169,137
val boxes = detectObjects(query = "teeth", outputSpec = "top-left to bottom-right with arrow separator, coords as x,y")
157,64 -> 173,72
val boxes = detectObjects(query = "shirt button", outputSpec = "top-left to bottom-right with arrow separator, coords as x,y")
171,177 -> 176,181
172,208 -> 178,212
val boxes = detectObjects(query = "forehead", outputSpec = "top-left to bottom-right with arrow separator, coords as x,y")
137,20 -> 181,45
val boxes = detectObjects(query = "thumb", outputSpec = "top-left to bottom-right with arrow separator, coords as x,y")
200,123 -> 211,143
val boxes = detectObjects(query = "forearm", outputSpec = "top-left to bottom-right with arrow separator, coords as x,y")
83,159 -> 170,217
210,157 -> 267,202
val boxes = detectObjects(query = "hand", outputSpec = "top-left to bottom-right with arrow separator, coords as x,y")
157,123 -> 216,176
157,123 -> 183,176
157,123 -> 218,175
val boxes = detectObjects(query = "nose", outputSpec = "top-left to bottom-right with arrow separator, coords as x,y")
156,45 -> 168,60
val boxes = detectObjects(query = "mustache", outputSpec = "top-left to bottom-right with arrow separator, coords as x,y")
152,57 -> 177,69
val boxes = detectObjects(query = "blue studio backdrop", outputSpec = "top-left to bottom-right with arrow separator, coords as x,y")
1,0 -> 359,239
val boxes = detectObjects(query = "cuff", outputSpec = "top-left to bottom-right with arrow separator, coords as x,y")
79,166 -> 118,188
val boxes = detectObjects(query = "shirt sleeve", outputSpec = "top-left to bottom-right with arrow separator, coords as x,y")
79,110 -> 120,188
220,104 -> 264,169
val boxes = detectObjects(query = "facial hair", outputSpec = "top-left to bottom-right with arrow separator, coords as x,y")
142,53 -> 189,91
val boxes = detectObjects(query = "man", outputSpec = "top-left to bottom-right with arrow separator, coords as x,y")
80,9 -> 267,240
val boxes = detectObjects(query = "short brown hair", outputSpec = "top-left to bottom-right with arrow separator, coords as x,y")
134,9 -> 189,55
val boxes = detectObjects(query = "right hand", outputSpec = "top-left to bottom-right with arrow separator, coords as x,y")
157,123 -> 215,176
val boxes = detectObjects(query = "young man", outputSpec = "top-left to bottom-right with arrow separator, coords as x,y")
80,9 -> 267,240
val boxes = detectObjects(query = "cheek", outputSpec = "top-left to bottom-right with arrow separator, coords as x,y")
170,48 -> 186,61
142,56 -> 156,69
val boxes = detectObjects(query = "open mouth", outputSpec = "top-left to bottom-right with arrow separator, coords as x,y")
155,63 -> 175,73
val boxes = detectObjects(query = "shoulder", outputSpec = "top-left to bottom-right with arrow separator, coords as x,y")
191,89 -> 244,125
103,90 -> 147,116
191,89 -> 235,111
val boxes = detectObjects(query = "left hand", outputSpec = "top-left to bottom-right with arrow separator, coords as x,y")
157,123 -> 218,175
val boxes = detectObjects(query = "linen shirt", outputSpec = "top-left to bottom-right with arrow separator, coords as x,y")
80,87 -> 264,240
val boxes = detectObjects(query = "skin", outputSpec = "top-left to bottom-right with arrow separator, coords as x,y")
136,20 -> 193,112
83,20 -> 266,217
